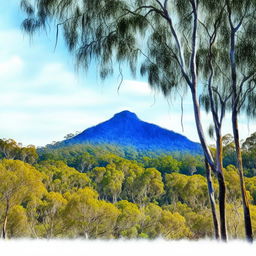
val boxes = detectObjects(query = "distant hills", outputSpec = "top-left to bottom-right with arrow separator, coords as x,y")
57,110 -> 202,154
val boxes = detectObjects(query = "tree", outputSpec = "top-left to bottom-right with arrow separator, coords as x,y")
142,155 -> 181,174
166,202 -> 213,239
226,202 -> 243,239
0,139 -> 39,164
73,152 -> 97,173
7,205 -> 30,238
36,192 -> 67,238
221,0 -> 256,242
160,210 -> 191,239
196,3 -> 243,239
165,173 -> 211,210
136,168 -> 164,205
242,133 -> 256,177
0,159 -> 45,239
224,165 -> 241,203
0,139 -> 19,160
179,154 -> 199,175
114,200 -> 142,238
23,195 -> 45,238
18,145 -> 38,164
36,160 -> 91,193
120,162 -> 164,205
250,205 -> 256,237
63,187 -> 119,238
140,203 -> 163,238
121,162 -> 145,203
64,133 -> 76,140
89,164 -> 124,202
245,177 -> 256,204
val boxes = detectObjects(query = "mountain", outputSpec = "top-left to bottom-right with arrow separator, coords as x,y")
59,110 -> 202,154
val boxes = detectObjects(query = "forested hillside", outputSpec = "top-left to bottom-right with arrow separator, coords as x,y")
0,134 -> 256,239
49,110 -> 202,154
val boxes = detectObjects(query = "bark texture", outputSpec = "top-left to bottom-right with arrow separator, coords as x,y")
205,159 -> 220,239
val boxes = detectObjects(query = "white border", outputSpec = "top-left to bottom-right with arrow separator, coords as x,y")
0,239 -> 254,256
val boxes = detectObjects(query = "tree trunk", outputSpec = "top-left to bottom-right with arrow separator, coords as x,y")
2,199 -> 9,239
232,109 -> 253,242
205,159 -> 220,239
191,88 -> 215,169
190,88 -> 227,240
216,132 -> 228,241
205,21 -> 228,240
217,170 -> 227,241
229,20 -> 253,242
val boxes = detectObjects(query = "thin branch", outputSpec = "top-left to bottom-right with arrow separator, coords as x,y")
177,90 -> 185,132
54,15 -> 83,51
238,80 -> 256,111
117,64 -> 124,94
237,72 -> 256,104
160,4 -> 188,81
189,0 -> 198,87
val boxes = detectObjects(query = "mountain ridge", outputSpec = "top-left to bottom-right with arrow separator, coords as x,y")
59,110 -> 202,154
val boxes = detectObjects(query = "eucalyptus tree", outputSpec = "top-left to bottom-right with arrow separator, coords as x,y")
20,0 -> 226,239
0,160 -> 45,239
219,0 -> 256,242
198,0 -> 256,241
197,6 -> 232,240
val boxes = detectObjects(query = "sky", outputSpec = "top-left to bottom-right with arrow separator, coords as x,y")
1,1 -> 256,147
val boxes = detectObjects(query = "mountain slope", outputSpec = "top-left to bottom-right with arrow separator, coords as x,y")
61,110 -> 202,154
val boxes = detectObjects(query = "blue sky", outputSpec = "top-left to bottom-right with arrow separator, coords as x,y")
1,1 -> 255,147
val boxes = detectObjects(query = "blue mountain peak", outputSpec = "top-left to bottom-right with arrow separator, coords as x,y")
113,110 -> 139,120
62,110 -> 202,154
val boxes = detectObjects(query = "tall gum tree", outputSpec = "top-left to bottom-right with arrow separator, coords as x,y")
197,6 -> 233,240
20,0 -> 231,239
201,0 -> 256,242
0,159 -> 45,239
224,0 -> 256,242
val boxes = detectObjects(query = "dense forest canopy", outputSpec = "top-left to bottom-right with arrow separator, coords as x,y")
0,133 -> 256,239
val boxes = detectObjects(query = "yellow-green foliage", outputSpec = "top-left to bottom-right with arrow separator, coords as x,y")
7,205 -> 30,237
165,173 -> 209,209
165,202 -> 212,239
250,205 -> 256,237
0,159 -> 45,203
63,187 -> 120,238
160,210 -> 192,239
89,164 -> 124,202
36,160 -> 90,193
141,203 -> 162,238
115,200 -> 142,238
0,152 -> 256,240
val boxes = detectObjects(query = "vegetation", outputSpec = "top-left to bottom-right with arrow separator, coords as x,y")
14,0 -> 256,242
19,0 -> 256,241
0,136 -> 256,239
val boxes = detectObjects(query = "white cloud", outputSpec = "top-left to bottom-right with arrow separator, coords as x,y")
1,24 -> 255,147
0,110 -> 109,146
0,30 -> 24,52
0,56 -> 24,78
36,63 -> 78,89
119,80 -> 153,95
